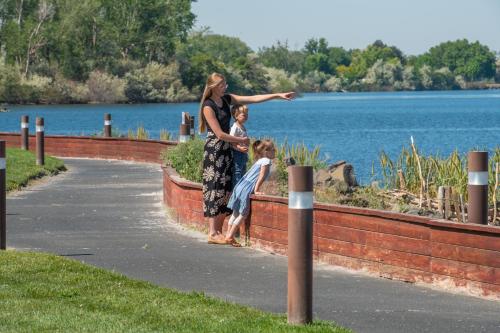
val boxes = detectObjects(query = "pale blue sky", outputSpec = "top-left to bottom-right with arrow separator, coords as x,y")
192,0 -> 500,55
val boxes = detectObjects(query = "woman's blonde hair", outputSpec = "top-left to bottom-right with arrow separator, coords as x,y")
252,139 -> 275,161
198,73 -> 225,133
231,104 -> 248,119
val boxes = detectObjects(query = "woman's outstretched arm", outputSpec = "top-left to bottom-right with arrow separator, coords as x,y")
230,92 -> 295,105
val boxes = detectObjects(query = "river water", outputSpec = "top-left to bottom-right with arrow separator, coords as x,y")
2,90 -> 499,183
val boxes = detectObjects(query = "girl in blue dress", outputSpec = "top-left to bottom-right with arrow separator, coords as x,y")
225,139 -> 276,246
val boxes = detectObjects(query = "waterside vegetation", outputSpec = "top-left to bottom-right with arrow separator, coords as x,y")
1,1 -> 499,104
162,139 -> 500,225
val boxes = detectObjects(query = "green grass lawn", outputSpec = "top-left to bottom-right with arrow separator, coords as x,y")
6,148 -> 66,192
0,251 -> 351,333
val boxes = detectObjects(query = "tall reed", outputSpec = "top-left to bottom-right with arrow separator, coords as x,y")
128,125 -> 149,140
378,143 -> 499,205
160,129 -> 172,141
275,138 -> 327,170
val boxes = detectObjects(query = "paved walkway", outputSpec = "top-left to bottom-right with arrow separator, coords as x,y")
6,158 -> 499,333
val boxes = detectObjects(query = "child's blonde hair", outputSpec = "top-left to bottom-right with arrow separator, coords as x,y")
231,104 -> 248,119
198,73 -> 225,133
252,139 -> 275,161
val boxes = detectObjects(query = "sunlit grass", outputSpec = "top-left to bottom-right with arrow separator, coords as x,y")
0,251 -> 350,333
6,148 -> 66,192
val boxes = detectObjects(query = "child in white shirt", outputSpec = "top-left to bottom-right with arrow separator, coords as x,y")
230,104 -> 249,188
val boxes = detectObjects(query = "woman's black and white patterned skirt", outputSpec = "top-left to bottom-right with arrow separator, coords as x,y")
202,132 -> 233,217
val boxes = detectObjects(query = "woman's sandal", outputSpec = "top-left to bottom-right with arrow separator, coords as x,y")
226,238 -> 242,247
207,235 -> 227,245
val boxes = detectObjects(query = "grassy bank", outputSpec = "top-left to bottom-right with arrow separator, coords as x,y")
0,251 -> 349,333
6,148 -> 66,192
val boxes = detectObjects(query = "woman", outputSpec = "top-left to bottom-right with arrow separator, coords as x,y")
199,72 -> 294,244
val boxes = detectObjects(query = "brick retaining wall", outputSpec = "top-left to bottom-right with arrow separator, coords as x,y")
163,166 -> 500,300
0,132 -> 175,163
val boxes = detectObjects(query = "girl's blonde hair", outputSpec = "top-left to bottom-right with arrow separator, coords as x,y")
198,73 -> 225,133
252,139 -> 275,161
231,104 -> 248,119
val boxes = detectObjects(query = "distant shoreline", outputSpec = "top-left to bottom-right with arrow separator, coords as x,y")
2,84 -> 500,106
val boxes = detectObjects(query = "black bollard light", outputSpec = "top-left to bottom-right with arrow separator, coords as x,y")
190,116 -> 195,139
21,115 -> 29,150
287,166 -> 314,324
467,151 -> 489,224
36,117 -> 44,166
0,141 -> 6,250
104,113 -> 112,137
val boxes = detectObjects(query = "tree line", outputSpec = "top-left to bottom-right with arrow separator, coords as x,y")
1,0 -> 499,104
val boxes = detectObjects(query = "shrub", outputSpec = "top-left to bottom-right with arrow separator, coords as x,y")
125,62 -> 195,103
162,138 -> 204,183
0,62 -> 38,103
297,70 -> 329,92
264,67 -> 297,92
323,76 -> 343,92
86,70 -> 127,103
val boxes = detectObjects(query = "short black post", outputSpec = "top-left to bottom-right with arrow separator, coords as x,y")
36,117 -> 45,166
190,116 -> 195,139
287,166 -> 314,325
21,115 -> 29,150
0,141 -> 6,250
104,113 -> 112,137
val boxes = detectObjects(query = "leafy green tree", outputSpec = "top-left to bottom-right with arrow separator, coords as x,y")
336,49 -> 367,82
364,59 -> 403,89
304,52 -> 331,74
0,0 -> 195,80
231,54 -> 269,94
176,31 -> 269,95
258,40 -> 304,73
327,47 -> 351,74
0,0 -> 54,76
414,39 -> 496,81
304,38 -> 329,55
337,40 -> 404,83
303,38 -> 334,74
431,67 -> 456,90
